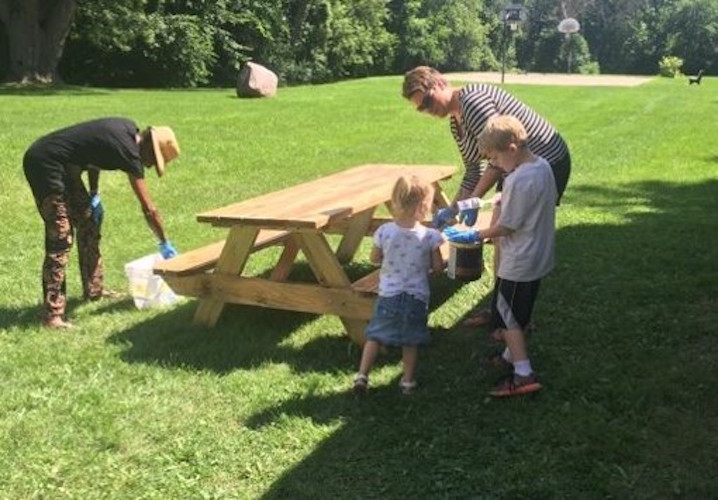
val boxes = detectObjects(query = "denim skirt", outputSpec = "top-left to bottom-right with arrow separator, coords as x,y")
365,292 -> 430,346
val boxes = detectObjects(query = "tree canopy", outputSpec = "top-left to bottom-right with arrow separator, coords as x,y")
0,0 -> 714,85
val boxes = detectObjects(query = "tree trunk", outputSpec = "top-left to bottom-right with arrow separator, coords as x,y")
0,0 -> 76,83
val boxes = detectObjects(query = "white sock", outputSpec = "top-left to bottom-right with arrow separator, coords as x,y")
513,359 -> 532,377
501,347 -> 512,363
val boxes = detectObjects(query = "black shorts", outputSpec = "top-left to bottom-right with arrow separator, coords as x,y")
491,277 -> 542,331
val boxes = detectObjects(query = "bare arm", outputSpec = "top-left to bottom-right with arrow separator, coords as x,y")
479,224 -> 514,240
451,167 -> 502,209
128,175 -> 167,242
469,167 -> 502,200
88,169 -> 100,195
430,246 -> 444,275
369,245 -> 383,265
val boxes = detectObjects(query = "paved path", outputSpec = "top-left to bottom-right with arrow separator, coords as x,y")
445,71 -> 653,87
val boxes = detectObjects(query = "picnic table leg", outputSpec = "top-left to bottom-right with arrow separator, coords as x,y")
297,230 -> 367,345
269,234 -> 300,282
336,207 -> 375,264
193,225 -> 259,327
432,182 -> 451,210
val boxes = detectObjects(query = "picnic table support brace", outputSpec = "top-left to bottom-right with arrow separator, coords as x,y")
296,230 -> 367,345
336,207 -> 376,264
193,225 -> 259,327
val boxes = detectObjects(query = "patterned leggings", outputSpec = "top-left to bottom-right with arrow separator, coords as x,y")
38,172 -> 103,321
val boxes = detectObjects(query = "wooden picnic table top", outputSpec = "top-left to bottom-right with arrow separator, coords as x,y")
196,163 -> 456,230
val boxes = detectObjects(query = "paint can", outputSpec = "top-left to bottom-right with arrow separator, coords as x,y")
446,241 -> 483,281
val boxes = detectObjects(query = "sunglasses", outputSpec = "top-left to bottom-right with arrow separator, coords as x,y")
417,90 -> 435,112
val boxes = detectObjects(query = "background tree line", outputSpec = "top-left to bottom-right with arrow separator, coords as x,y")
0,0 -> 714,87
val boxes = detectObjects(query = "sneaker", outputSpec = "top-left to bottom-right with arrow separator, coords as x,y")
353,374 -> 368,396
489,373 -> 542,397
485,351 -> 514,375
399,379 -> 417,395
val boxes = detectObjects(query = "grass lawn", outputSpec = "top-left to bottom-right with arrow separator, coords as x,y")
0,75 -> 716,498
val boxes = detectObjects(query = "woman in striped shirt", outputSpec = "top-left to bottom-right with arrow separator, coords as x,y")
402,66 -> 571,210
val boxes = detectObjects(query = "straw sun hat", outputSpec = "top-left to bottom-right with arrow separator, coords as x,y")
149,126 -> 180,176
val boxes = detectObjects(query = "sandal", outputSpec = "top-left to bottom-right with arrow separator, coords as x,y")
352,374 -> 368,396
489,373 -> 542,397
461,309 -> 492,328
399,379 -> 417,395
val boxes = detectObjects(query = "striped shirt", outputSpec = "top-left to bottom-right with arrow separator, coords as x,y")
450,84 -> 569,191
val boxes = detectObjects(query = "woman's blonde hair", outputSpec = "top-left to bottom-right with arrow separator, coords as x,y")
391,175 -> 434,219
402,66 -> 445,99
477,115 -> 528,153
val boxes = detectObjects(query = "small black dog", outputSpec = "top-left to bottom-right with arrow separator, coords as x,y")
689,69 -> 704,85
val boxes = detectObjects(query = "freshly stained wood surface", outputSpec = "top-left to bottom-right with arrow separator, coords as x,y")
157,164 -> 460,344
154,229 -> 288,276
196,164 -> 456,229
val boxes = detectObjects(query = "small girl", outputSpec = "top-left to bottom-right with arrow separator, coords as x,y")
353,175 -> 444,395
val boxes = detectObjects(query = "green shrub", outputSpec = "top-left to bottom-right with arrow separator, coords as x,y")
659,55 -> 684,78
579,61 -> 601,74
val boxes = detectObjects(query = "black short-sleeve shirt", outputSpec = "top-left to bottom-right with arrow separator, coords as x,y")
23,117 -> 144,200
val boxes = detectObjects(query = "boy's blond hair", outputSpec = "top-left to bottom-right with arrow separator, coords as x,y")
391,175 -> 434,219
402,66 -> 445,99
477,115 -> 529,153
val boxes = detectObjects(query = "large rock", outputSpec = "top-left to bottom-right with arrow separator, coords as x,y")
236,62 -> 278,98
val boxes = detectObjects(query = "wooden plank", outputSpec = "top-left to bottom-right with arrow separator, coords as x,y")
341,318 -> 368,346
196,164 -> 456,229
433,182 -> 452,209
163,274 -> 375,320
295,230 -> 368,344
193,225 -> 259,327
154,229 -> 288,277
296,231 -> 351,287
335,207 -> 375,264
269,234 -> 300,282
351,268 -> 381,294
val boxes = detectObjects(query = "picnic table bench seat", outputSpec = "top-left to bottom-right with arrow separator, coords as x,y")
153,229 -> 289,277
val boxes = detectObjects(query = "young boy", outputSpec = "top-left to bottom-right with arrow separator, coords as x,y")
444,115 -> 557,397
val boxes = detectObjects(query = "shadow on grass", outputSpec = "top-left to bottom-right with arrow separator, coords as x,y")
107,261 -> 469,375
0,296 -> 90,330
248,179 -> 718,498
0,84 -> 115,96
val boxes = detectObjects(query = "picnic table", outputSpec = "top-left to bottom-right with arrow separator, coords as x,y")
154,164 -> 461,345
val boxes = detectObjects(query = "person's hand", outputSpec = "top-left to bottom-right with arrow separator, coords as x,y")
432,207 -> 458,229
90,193 -> 104,227
458,207 -> 478,226
159,240 -> 178,259
443,226 -> 481,244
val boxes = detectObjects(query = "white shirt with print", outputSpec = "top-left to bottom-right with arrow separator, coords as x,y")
374,222 -> 443,303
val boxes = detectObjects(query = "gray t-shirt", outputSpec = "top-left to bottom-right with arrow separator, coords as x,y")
374,222 -> 443,303
497,156 -> 557,281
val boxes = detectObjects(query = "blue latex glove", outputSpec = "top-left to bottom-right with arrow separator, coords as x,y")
443,226 -> 481,244
90,194 -> 104,227
458,207 -> 478,226
432,206 -> 458,228
159,240 -> 178,259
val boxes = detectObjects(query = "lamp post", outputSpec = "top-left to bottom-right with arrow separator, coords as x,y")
500,4 -> 526,84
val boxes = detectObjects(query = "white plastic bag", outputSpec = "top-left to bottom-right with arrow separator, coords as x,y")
124,254 -> 179,309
